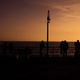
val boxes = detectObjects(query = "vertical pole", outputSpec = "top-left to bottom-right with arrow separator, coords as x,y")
47,10 -> 50,57
47,20 -> 49,56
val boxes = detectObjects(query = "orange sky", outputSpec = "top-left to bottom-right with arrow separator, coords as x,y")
0,0 -> 80,41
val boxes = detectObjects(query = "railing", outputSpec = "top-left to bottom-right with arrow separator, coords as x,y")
0,41 -> 75,57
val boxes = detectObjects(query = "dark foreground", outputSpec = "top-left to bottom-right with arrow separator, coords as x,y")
0,56 -> 80,80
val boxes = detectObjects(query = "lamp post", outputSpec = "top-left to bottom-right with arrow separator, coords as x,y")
47,10 -> 50,57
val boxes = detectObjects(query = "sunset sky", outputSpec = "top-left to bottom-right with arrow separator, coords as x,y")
0,0 -> 80,41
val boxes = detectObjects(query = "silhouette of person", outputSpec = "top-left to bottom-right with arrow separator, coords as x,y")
0,42 -> 2,53
60,41 -> 64,57
60,40 -> 68,57
18,48 -> 23,60
24,46 -> 32,59
8,42 -> 13,54
40,40 -> 45,57
2,41 -> 7,55
74,40 -> 80,57
63,40 -> 68,57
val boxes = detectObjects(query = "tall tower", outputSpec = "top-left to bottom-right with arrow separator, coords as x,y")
47,10 -> 50,57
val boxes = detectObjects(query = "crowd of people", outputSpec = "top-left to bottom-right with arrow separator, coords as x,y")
0,40 -> 80,59
0,42 -> 32,59
40,40 -> 80,57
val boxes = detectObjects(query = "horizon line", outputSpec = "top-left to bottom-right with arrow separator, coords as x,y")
0,40 -> 78,42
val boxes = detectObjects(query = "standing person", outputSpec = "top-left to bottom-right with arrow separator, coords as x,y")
60,41 -> 64,57
74,40 -> 80,57
24,46 -> 32,60
60,40 -> 68,57
8,42 -> 13,54
63,40 -> 68,57
2,41 -> 7,55
40,40 -> 45,57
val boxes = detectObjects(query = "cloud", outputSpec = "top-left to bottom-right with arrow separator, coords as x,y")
1,0 -> 80,20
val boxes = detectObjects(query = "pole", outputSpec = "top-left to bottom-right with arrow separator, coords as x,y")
47,20 -> 49,56
47,10 -> 50,57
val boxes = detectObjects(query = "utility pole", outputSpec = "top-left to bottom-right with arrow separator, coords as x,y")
47,10 -> 50,57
